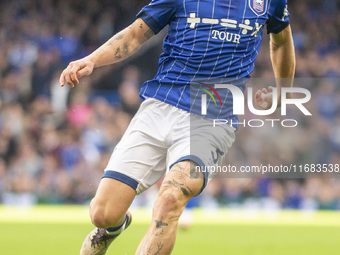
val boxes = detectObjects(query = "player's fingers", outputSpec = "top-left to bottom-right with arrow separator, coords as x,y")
70,71 -> 79,86
255,90 -> 263,103
64,73 -> 75,88
77,66 -> 92,78
59,71 -> 65,87
61,63 -> 74,86
68,62 -> 82,85
261,88 -> 268,94
268,86 -> 274,92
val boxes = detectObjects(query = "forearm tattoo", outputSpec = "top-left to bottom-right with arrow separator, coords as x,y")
144,29 -> 154,39
139,20 -> 154,40
108,33 -> 124,46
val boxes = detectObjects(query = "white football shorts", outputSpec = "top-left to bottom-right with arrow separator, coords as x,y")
103,98 -> 235,195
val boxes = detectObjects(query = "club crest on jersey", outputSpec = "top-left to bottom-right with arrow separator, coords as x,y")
249,0 -> 268,16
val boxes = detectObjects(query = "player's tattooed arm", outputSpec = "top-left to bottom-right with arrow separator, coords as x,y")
138,20 -> 155,40
59,18 -> 154,87
103,18 -> 153,63
86,18 -> 153,67
107,33 -> 124,46
144,29 -> 154,40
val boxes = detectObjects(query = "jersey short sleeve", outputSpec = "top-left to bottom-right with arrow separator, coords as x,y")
136,0 -> 176,35
266,0 -> 290,34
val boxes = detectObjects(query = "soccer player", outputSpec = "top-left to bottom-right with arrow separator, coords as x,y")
59,0 -> 295,254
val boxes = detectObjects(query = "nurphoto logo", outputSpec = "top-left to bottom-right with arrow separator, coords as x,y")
200,83 -> 312,128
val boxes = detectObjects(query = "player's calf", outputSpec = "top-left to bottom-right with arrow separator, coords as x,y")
136,160 -> 204,255
153,160 -> 204,223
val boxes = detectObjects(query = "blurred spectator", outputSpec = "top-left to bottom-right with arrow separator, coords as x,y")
0,0 -> 339,209
118,66 -> 142,116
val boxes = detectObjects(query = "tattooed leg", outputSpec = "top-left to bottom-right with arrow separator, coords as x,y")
135,160 -> 204,255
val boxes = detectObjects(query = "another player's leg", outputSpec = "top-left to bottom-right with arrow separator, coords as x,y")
80,178 -> 136,255
136,160 -> 204,255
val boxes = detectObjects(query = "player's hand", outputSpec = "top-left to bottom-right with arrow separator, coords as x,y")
254,86 -> 277,110
59,58 -> 95,88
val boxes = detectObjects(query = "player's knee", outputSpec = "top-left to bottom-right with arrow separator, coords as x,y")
89,201 -> 123,229
154,188 -> 188,221
90,206 -> 112,228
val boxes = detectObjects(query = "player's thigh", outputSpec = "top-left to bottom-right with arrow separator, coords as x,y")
160,160 -> 204,203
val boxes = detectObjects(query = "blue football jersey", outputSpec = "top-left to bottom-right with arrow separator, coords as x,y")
137,0 -> 290,128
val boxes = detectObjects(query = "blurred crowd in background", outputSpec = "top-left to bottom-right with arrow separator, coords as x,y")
0,0 -> 340,210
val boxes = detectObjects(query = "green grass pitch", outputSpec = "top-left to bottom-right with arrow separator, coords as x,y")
1,206 -> 340,255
